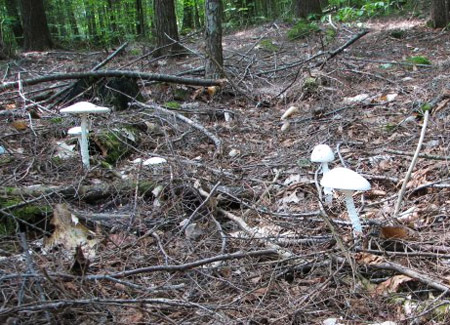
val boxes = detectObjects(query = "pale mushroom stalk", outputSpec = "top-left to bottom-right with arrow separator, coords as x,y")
311,144 -> 335,204
342,190 -> 362,234
320,163 -> 333,203
79,115 -> 90,168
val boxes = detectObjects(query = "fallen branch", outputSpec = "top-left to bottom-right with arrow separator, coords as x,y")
0,70 -> 223,92
393,110 -> 429,218
137,100 -> 223,156
0,180 -> 155,202
0,249 -> 278,282
0,298 -> 220,318
384,149 -> 450,161
218,208 -> 293,259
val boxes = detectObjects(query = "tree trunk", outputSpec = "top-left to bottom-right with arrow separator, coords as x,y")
295,0 -> 322,18
0,27 -> 7,59
20,0 -> 52,51
5,0 -> 23,46
153,0 -> 183,56
205,0 -> 224,78
182,0 -> 195,30
136,0 -> 146,37
431,0 -> 450,28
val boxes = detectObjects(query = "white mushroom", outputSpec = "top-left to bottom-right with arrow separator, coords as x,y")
321,167 -> 371,236
311,144 -> 335,203
60,102 -> 110,169
67,126 -> 85,161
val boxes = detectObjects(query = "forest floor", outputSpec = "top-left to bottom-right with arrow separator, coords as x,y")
0,16 -> 449,324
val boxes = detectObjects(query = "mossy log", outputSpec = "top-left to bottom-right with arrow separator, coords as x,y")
0,180 -> 156,203
0,180 -> 156,234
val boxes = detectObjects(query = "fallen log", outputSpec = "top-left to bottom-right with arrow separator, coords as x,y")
0,70 -> 224,92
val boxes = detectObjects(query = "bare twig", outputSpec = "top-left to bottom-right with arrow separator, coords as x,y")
393,110 -> 430,218
384,149 -> 450,161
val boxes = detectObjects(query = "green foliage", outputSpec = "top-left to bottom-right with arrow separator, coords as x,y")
164,101 -> 182,110
406,56 -> 432,65
287,20 -> 320,40
421,103 -> 432,112
324,28 -> 337,43
327,0 -> 395,22
258,39 -> 279,52
390,29 -> 405,39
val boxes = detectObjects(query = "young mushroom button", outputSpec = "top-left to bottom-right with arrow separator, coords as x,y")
311,144 -> 335,203
60,102 -> 111,169
320,167 -> 371,236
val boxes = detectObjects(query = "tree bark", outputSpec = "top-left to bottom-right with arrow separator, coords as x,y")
295,0 -> 322,18
153,0 -> 183,56
20,0 -> 52,51
205,0 -> 224,78
431,0 -> 450,28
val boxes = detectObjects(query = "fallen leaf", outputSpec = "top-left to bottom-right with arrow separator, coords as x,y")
355,252 -> 384,265
10,120 -> 28,131
44,204 -> 99,259
374,275 -> 413,295
380,226 -> 411,240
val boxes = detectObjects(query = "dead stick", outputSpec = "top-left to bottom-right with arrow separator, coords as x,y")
393,110 -> 429,218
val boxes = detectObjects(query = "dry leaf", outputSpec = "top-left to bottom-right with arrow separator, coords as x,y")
44,204 -> 99,259
374,275 -> 413,295
207,86 -> 219,97
10,120 -> 28,131
380,226 -> 411,240
5,103 -> 16,110
355,252 -> 384,265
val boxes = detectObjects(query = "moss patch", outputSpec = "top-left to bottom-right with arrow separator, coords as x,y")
287,20 -> 320,40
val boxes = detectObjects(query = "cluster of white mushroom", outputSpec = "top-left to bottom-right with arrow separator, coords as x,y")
311,144 -> 371,236
60,101 -> 111,169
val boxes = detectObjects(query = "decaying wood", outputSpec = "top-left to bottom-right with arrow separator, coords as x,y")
0,180 -> 155,203
0,70 -> 223,92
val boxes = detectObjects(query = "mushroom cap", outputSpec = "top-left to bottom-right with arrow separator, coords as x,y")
321,167 -> 371,191
60,101 -> 111,115
67,126 -> 84,135
311,144 -> 334,163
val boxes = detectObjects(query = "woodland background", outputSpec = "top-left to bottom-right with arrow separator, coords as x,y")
0,0 -> 449,324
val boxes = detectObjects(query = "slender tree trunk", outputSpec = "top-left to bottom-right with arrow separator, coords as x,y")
431,0 -> 450,28
182,0 -> 195,30
5,0 -> 23,46
136,0 -> 146,37
194,2 -> 202,28
20,0 -> 52,51
295,0 -> 322,18
86,2 -> 98,42
0,27 -> 7,59
68,2 -> 79,37
153,0 -> 183,56
205,0 -> 224,78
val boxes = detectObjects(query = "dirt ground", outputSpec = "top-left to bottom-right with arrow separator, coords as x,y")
0,17 -> 449,324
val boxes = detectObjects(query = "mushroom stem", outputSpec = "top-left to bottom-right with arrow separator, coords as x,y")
342,190 -> 362,235
79,114 -> 90,169
321,162 -> 329,174
321,162 -> 333,203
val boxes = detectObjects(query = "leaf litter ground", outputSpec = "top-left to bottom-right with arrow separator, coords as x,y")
0,18 -> 449,324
